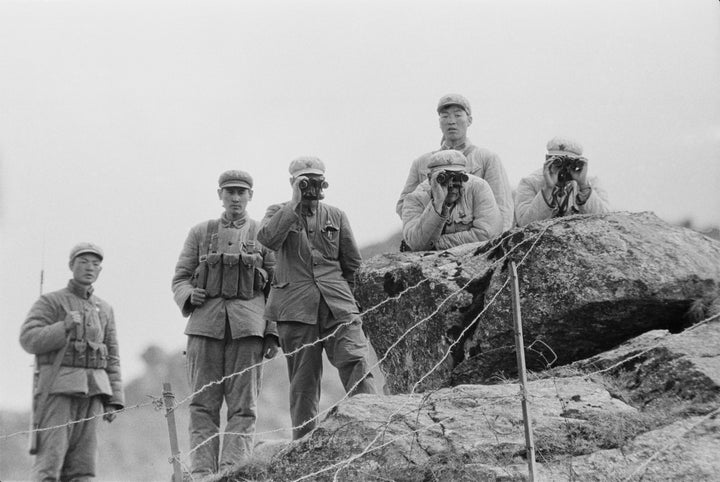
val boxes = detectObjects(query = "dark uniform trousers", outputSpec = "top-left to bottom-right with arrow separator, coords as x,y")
33,394 -> 103,482
278,297 -> 376,440
185,327 -> 264,475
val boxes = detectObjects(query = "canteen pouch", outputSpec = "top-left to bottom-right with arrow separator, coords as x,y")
222,253 -> 241,299
192,255 -> 209,289
86,341 -> 108,369
205,253 -> 223,298
237,253 -> 258,300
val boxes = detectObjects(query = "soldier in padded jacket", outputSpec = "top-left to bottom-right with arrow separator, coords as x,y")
402,150 -> 503,251
20,242 -> 124,482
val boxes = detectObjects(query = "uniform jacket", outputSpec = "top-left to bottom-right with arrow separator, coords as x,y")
19,280 -> 124,407
172,213 -> 277,340
402,174 -> 504,251
257,201 -> 361,324
396,139 -> 514,231
514,169 -> 611,227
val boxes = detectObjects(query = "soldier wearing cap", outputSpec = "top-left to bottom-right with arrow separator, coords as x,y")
20,242 -> 124,481
396,93 -> 514,232
402,150 -> 503,251
257,156 -> 376,440
172,170 -> 278,476
515,136 -> 610,226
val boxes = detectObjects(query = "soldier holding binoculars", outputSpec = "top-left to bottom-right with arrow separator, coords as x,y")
515,136 -> 610,226
258,156 -> 376,440
401,150 -> 503,251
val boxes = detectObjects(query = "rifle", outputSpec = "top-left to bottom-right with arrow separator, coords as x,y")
28,239 -> 44,455
29,332 -> 72,454
29,236 -> 73,455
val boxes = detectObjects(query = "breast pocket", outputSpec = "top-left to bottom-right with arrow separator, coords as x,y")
319,223 -> 340,259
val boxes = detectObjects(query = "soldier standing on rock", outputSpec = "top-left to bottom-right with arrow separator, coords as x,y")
258,156 -> 377,440
172,170 -> 279,477
20,242 -> 124,482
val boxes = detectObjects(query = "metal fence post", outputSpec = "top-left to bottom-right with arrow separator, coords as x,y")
509,261 -> 537,481
163,382 -> 183,482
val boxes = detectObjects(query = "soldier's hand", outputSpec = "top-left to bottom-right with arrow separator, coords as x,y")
262,336 -> 280,359
63,311 -> 82,331
289,176 -> 306,208
542,158 -> 560,190
103,405 -> 119,423
190,288 -> 207,307
429,171 -> 449,214
570,157 -> 589,189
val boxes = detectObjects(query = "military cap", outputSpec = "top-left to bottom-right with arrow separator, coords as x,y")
546,136 -> 583,158
218,170 -> 253,190
289,156 -> 326,177
427,150 -> 467,172
437,93 -> 471,116
69,242 -> 104,262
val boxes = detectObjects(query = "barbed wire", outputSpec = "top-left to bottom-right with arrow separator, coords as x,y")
7,215 -> 717,482
298,220 -> 561,481
0,399 -> 157,441
176,228 -> 529,463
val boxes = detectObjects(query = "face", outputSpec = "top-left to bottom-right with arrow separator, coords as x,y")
439,105 -> 472,143
70,254 -> 103,286
218,186 -> 252,218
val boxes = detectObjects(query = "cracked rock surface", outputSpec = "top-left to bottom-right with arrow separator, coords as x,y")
355,212 -> 720,391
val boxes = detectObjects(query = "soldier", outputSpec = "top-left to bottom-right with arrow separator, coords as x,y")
396,93 -> 514,232
515,136 -> 610,226
402,150 -> 503,251
258,156 -> 376,440
172,170 -> 279,477
20,242 -> 124,482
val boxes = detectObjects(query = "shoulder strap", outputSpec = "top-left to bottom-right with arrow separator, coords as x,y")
205,219 -> 220,254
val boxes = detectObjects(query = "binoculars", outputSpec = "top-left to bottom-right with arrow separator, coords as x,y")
548,156 -> 586,184
299,177 -> 329,190
436,171 -> 469,186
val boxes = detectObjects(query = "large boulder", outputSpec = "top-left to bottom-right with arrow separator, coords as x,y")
355,212 -> 720,392
257,319 -> 720,482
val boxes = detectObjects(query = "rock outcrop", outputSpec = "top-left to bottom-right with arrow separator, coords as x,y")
260,319 -> 720,482
354,212 -> 720,392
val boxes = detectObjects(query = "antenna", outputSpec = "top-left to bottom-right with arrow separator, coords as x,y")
39,233 -> 45,296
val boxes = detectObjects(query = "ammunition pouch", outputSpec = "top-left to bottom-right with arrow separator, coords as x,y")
38,340 -> 108,369
193,251 -> 265,300
190,218 -> 267,300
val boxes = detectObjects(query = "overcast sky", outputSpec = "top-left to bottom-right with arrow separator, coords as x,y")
1,0 -> 719,411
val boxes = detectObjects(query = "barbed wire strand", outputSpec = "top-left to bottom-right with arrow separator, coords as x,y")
298,221 -> 562,482
0,400 -> 157,441
179,229 -> 532,463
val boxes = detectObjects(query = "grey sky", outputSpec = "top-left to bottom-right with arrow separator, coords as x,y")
1,0 -> 719,410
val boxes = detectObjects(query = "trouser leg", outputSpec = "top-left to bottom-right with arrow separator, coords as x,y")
33,394 -> 72,481
278,321 -> 323,440
186,334 -> 224,475
219,336 -> 264,470
60,396 -> 102,481
320,307 -> 376,397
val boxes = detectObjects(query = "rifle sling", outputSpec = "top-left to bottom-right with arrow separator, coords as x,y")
33,298 -> 77,427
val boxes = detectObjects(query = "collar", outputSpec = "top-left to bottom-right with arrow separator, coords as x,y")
440,137 -> 472,152
221,212 -> 247,229
67,279 -> 94,300
299,201 -> 318,217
